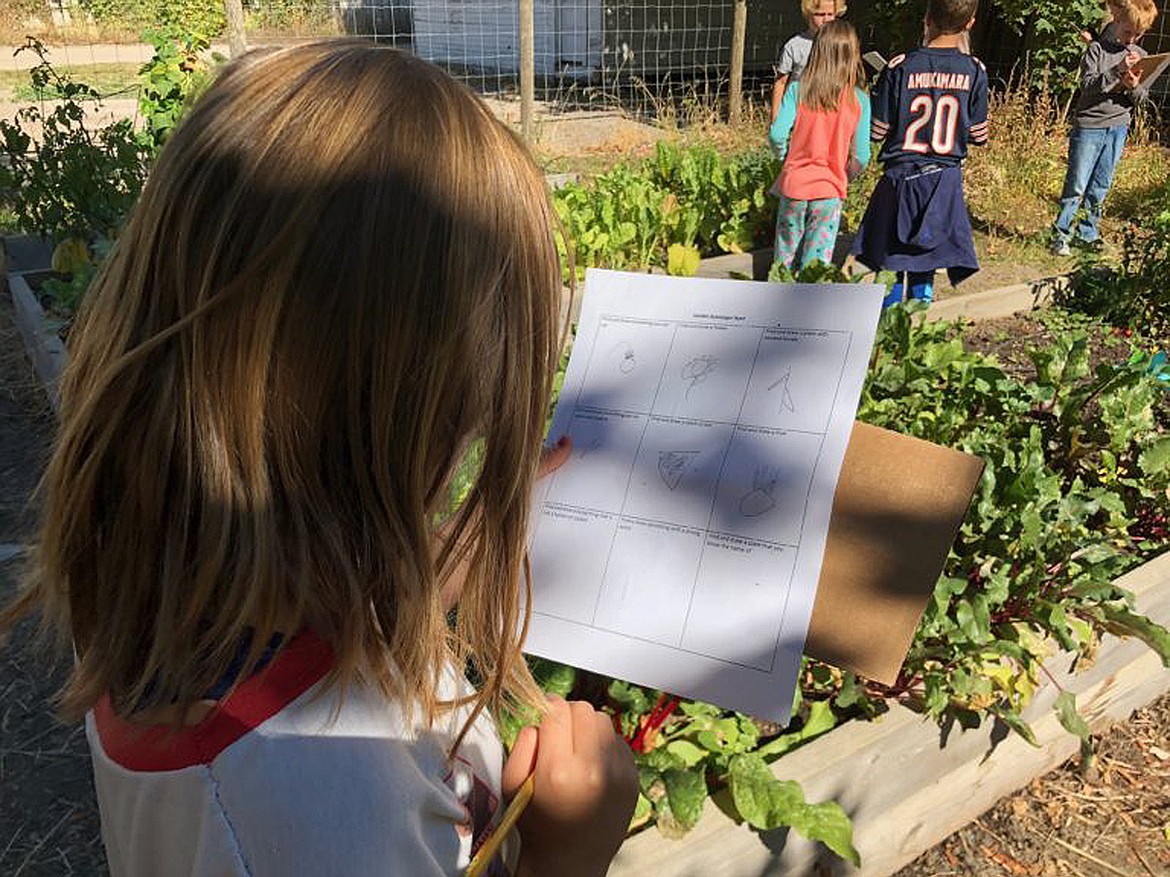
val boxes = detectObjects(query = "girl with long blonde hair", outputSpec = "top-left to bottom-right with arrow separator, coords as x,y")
2,41 -> 635,877
768,19 -> 871,272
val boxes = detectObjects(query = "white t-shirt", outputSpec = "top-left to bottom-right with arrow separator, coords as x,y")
777,31 -> 814,79
86,631 -> 514,876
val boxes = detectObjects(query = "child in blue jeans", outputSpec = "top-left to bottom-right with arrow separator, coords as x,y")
1051,2 -> 1156,256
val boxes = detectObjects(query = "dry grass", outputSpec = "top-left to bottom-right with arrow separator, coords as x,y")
964,81 -> 1170,243
964,84 -> 1071,239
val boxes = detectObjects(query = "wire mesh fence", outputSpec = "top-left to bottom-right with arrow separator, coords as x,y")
5,1 -> 1170,122
267,0 -> 798,113
0,0 -> 807,122
1142,1 -> 1170,114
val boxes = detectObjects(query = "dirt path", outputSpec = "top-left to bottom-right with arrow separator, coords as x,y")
896,692 -> 1170,877
0,284 -> 107,876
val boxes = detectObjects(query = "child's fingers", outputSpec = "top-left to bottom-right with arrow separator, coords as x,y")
569,699 -> 602,754
537,435 -> 573,479
502,725 -> 538,799
534,695 -> 574,767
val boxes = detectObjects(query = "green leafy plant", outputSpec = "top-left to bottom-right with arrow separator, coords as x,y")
138,28 -> 219,148
0,38 -> 149,246
860,305 -> 1169,739
1056,209 -> 1170,349
553,143 -> 777,280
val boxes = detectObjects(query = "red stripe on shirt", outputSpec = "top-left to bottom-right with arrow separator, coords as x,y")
93,629 -> 334,772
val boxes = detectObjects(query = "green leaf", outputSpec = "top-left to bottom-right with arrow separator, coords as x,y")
608,679 -> 653,715
630,793 -> 653,828
1100,605 -> 1170,666
531,658 -> 576,698
1055,691 -> 1094,774
662,768 -> 707,832
1054,691 -> 1090,741
1139,437 -> 1170,476
727,753 -> 803,830
792,800 -> 861,866
755,700 -> 838,759
727,754 -> 859,864
664,739 -> 708,768
993,707 -> 1039,747
666,243 -> 701,276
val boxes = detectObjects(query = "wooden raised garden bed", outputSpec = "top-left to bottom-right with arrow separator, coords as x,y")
610,550 -> 1170,876
6,264 -> 66,413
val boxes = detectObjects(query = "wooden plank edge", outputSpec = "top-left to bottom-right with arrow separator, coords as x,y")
609,549 -> 1170,876
7,270 -> 65,412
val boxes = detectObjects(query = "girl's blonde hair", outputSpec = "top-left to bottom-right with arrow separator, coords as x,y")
802,0 -> 847,17
3,41 -> 561,733
799,19 -> 863,112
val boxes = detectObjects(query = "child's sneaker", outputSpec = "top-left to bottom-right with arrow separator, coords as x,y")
1075,237 -> 1104,253
1051,238 -> 1072,257
909,280 -> 934,304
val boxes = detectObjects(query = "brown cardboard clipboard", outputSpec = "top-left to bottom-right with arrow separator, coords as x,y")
1129,52 -> 1170,90
804,422 -> 985,685
1108,52 -> 1170,92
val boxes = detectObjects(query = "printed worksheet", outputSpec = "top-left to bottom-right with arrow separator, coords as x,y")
527,269 -> 884,722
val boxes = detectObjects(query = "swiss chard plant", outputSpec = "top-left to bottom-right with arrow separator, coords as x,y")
860,305 -> 1169,747
553,142 -> 777,280
499,266 -> 1168,856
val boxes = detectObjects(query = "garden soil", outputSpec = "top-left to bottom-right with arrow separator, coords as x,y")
2,284 -> 1168,873
0,284 -> 108,876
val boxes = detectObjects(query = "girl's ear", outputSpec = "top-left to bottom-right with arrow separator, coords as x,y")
964,16 -> 976,32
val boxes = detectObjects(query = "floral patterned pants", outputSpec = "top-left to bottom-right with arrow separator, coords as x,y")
772,194 -> 842,272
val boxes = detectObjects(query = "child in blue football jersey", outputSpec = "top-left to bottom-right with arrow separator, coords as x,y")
850,0 -> 988,307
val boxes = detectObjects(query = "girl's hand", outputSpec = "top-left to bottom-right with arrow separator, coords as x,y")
538,435 -> 572,480
504,697 -> 638,877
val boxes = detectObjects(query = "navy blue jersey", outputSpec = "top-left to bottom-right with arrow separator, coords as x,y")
871,47 -> 989,167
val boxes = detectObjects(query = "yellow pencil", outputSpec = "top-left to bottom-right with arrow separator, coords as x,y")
465,772 -> 535,877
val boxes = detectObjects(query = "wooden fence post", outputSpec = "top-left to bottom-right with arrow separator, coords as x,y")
729,0 -> 747,123
519,0 -> 536,144
224,0 -> 247,58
